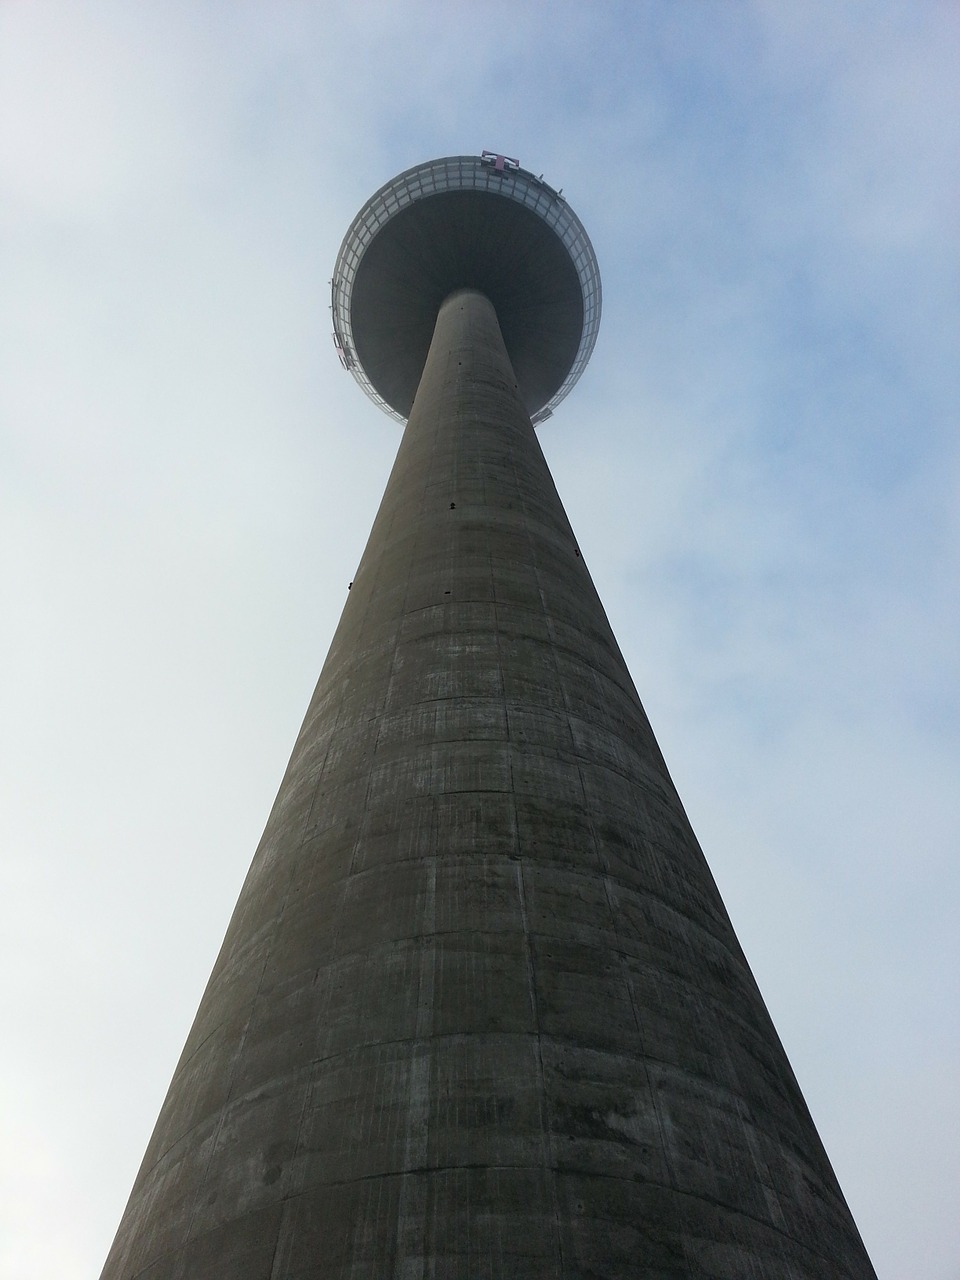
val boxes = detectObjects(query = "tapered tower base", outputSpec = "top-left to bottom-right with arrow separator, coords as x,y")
102,288 -> 875,1278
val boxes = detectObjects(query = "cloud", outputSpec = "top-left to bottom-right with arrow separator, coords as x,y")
1,4 -> 957,1278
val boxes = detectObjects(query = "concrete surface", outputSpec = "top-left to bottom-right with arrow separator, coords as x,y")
102,289 -> 877,1278
350,190 -> 583,418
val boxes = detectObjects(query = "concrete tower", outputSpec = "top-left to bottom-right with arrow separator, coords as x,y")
102,155 -> 876,1278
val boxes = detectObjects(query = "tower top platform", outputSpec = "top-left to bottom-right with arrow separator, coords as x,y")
331,153 -> 601,423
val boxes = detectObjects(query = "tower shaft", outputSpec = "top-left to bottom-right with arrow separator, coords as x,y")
103,289 -> 875,1278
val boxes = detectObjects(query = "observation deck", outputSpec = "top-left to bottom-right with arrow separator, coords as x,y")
331,153 -> 601,424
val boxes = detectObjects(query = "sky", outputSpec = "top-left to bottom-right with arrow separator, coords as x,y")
1,3 -> 958,1277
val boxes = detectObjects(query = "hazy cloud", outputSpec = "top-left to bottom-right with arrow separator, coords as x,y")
1,4 -> 957,1278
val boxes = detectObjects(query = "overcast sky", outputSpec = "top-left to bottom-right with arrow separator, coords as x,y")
1,4 -> 958,1278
